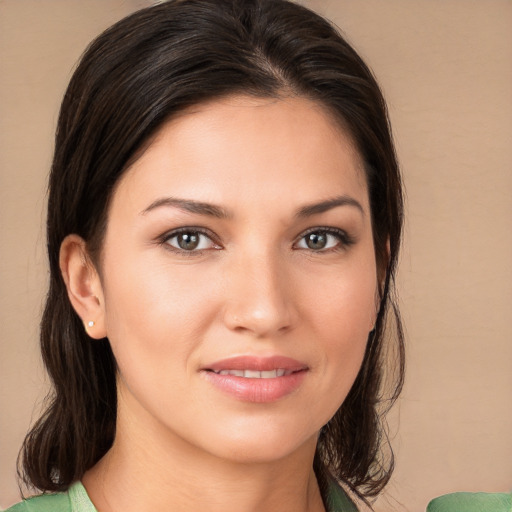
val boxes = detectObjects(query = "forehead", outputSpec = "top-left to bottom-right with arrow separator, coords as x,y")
114,95 -> 369,213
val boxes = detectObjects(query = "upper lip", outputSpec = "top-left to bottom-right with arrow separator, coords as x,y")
203,355 -> 308,373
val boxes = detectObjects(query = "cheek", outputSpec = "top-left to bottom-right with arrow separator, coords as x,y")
309,257 -> 378,338
99,261 -> 212,415
305,258 -> 377,399
101,257 -> 219,368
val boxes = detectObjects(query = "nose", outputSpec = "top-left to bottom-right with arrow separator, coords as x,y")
222,249 -> 298,338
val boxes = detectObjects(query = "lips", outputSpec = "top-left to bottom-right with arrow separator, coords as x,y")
201,356 -> 308,402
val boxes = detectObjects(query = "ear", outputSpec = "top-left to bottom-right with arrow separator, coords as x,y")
372,237 -> 391,331
59,234 -> 107,339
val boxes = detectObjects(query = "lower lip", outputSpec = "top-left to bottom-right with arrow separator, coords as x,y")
201,370 -> 307,403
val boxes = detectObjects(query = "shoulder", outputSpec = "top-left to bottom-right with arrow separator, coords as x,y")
3,482 -> 96,512
4,491 -> 70,512
427,491 -> 512,512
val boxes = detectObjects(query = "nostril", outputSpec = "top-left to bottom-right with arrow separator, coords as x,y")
221,279 -> 298,336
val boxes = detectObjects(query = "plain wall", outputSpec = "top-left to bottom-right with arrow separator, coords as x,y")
1,1 -> 511,510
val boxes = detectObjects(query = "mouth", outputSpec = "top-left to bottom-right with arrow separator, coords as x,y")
208,368 -> 297,378
203,355 -> 308,375
201,355 -> 308,402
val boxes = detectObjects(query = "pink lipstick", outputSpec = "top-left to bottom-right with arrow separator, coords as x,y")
201,356 -> 308,403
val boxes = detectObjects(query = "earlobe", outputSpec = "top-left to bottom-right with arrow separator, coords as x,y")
59,234 -> 107,339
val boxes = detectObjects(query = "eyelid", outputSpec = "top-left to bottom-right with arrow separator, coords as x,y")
159,227 -> 222,253
294,226 -> 355,251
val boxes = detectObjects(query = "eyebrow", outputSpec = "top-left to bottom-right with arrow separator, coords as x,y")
141,194 -> 364,219
141,197 -> 231,219
295,195 -> 365,218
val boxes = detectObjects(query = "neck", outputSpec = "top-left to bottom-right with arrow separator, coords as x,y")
84,439 -> 325,512
83,391 -> 326,512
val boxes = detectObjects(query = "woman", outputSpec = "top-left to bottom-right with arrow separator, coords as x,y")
10,0 -> 405,510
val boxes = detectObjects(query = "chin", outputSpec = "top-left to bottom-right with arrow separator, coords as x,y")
196,420 -> 319,465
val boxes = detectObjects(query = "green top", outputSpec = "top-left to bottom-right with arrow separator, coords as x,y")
5,479 -> 357,512
426,491 -> 512,512
8,482 -> 511,511
5,482 -> 96,512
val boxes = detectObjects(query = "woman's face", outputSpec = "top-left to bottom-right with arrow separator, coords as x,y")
96,95 -> 378,463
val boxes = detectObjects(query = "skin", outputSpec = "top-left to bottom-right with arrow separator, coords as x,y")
61,95 -> 379,512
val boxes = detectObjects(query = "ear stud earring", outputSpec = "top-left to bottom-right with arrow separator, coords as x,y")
87,321 -> 95,328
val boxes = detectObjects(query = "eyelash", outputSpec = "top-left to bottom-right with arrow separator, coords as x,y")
295,227 -> 356,253
158,226 -> 355,256
159,227 -> 220,256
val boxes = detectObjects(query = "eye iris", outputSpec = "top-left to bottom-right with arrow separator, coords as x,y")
178,232 -> 200,250
306,232 -> 327,250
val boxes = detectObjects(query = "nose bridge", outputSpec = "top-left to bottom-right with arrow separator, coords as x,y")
223,244 -> 296,336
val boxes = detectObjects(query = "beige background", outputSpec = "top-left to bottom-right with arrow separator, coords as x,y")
1,1 -> 511,510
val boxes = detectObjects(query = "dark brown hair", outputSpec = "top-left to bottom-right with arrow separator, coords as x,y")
19,0 -> 404,504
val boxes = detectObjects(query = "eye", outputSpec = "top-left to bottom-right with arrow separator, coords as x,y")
295,228 -> 353,252
163,229 -> 219,252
